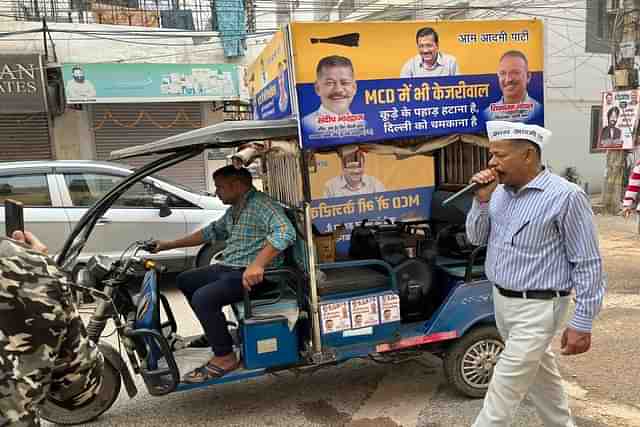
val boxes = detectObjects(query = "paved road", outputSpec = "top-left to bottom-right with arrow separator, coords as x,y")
44,215 -> 640,427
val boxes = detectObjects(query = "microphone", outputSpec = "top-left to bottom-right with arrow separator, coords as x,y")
441,182 -> 481,207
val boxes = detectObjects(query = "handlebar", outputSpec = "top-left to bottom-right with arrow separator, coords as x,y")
113,239 -> 163,281
139,239 -> 159,253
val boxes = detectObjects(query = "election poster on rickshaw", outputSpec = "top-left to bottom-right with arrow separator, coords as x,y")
379,293 -> 401,324
349,296 -> 380,329
246,30 -> 292,120
309,147 -> 435,256
598,90 -> 640,150
289,20 -> 544,149
320,301 -> 351,334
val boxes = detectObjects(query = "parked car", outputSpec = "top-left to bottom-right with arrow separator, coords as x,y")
0,161 -> 226,276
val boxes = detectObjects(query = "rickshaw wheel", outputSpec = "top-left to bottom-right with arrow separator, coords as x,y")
443,325 -> 504,398
39,357 -> 121,425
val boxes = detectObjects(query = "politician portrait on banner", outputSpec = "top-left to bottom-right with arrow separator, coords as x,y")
289,20 -> 544,150
309,146 -> 435,256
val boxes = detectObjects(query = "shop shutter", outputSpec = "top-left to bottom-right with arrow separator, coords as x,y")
0,113 -> 52,162
93,103 -> 207,191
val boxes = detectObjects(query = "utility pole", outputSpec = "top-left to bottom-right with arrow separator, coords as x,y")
603,0 -> 639,214
42,18 -> 48,61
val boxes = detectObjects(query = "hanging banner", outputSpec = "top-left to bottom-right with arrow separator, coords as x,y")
289,20 -> 544,149
598,90 -> 640,150
310,147 -> 435,256
246,30 -> 292,120
61,63 -> 245,104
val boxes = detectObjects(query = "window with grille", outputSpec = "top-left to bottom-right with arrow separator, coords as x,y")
586,0 -> 619,54
438,141 -> 490,190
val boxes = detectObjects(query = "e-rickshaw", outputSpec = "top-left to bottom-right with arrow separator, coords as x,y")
40,118 -> 503,425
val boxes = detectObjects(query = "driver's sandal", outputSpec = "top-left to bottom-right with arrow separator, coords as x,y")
182,360 -> 241,384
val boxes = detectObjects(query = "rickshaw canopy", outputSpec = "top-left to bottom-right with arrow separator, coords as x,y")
109,118 -> 299,160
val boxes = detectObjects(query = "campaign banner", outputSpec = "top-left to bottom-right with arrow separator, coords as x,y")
61,63 -> 244,104
289,20 -> 544,149
253,69 -> 292,120
310,149 -> 435,256
246,30 -> 292,120
598,90 -> 640,150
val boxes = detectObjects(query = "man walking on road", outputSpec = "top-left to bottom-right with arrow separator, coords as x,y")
466,120 -> 606,427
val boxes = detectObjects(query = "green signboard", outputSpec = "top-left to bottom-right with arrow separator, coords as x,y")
62,63 -> 245,104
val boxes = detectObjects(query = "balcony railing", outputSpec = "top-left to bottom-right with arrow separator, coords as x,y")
2,0 -> 255,32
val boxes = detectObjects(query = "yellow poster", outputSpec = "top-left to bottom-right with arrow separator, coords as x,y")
310,150 -> 434,200
289,20 -> 544,149
310,148 -> 435,255
290,20 -> 543,82
247,30 -> 292,119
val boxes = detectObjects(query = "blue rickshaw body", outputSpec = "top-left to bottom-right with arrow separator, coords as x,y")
131,258 -> 496,393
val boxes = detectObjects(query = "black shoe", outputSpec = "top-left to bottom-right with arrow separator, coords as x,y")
188,335 -> 209,348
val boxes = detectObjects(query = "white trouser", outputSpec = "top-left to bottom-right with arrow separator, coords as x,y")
472,287 -> 575,427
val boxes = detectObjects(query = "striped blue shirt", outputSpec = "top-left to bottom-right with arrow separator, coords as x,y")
466,169 -> 606,332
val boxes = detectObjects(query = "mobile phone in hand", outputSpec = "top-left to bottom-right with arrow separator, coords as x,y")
5,199 -> 24,237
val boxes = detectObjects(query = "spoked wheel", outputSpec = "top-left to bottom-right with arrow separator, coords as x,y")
443,325 -> 504,398
39,357 -> 121,425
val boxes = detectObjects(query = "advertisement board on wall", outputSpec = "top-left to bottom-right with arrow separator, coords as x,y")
246,30 -> 292,120
289,20 -> 544,149
62,63 -> 245,104
598,90 -> 639,150
0,55 -> 47,113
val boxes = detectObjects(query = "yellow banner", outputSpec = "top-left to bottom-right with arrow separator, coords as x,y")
290,20 -> 542,84
310,150 -> 434,200
246,30 -> 288,100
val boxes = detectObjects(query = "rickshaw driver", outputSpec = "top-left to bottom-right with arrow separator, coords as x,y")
151,165 -> 296,383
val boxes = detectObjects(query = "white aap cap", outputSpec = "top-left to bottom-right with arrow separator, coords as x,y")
486,120 -> 552,149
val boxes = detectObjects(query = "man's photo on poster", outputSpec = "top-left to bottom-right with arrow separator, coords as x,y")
302,55 -> 369,138
483,50 -> 542,123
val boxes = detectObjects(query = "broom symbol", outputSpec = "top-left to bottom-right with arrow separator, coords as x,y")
310,33 -> 360,47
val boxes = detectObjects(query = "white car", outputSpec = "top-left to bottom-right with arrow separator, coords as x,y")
0,161 -> 226,274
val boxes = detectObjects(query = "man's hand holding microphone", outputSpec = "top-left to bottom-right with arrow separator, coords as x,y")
440,167 -> 499,207
470,168 -> 499,202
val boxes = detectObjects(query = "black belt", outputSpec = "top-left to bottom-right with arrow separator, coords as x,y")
495,284 -> 570,300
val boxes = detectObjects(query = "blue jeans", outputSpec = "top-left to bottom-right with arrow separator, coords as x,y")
176,265 -> 247,357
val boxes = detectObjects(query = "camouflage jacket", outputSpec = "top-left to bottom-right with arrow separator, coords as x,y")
0,237 -> 103,427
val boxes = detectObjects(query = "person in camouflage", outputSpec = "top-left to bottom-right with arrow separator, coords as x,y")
0,231 -> 104,426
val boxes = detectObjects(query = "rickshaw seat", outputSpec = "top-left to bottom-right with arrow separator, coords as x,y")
234,295 -> 299,330
318,265 -> 389,296
435,246 -> 487,282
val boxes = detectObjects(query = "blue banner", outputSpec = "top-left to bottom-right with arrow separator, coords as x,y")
298,73 -> 543,149
311,187 -> 434,256
253,69 -> 292,120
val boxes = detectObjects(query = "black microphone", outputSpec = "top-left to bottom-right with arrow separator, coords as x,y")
441,182 -> 481,207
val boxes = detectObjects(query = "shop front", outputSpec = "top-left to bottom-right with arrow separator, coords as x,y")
0,54 -> 52,161
62,62 -> 247,190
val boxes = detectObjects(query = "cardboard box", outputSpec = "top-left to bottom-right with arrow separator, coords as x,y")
314,224 -> 345,263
